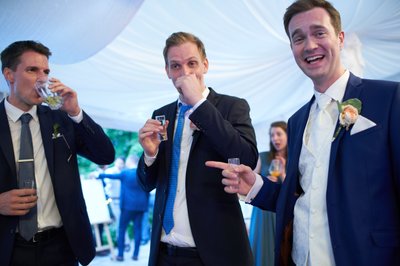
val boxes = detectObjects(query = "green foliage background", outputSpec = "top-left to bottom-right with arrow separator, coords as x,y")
78,128 -> 143,178
78,128 -> 143,246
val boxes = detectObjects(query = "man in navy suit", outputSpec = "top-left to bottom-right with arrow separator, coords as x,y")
98,154 -> 149,262
0,41 -> 115,265
207,0 -> 400,265
137,32 -> 258,266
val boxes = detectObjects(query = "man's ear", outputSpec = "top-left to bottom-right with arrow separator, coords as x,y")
3,67 -> 14,84
203,58 -> 209,74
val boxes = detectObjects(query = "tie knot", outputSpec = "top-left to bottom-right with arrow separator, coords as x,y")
20,113 -> 32,124
178,104 -> 192,117
316,94 -> 331,110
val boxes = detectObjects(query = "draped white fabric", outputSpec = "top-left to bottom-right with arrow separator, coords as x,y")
1,0 -> 399,151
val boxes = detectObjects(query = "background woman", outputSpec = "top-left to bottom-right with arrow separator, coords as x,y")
249,121 -> 287,266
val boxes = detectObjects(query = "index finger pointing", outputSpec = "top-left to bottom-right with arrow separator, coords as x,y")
205,161 -> 228,170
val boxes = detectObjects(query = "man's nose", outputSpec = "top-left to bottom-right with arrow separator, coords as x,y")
181,65 -> 193,76
36,72 -> 49,82
304,37 -> 318,51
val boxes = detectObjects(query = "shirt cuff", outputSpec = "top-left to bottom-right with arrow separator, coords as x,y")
144,150 -> 158,166
243,173 -> 264,203
68,109 -> 83,123
191,98 -> 207,111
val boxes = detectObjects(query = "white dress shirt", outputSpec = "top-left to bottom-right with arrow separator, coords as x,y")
145,88 -> 209,247
246,71 -> 350,265
5,99 -> 83,231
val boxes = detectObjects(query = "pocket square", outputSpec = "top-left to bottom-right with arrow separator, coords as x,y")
350,115 -> 376,135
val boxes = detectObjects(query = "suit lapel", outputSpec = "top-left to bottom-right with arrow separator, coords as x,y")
0,100 -> 17,178
37,106 -> 55,178
330,74 -> 362,159
164,103 -> 178,176
291,98 -> 314,170
328,73 -> 363,197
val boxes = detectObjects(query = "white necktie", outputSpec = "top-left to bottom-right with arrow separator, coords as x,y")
309,94 -> 333,155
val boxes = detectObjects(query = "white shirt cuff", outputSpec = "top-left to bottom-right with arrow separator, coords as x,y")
144,150 -> 158,166
192,98 -> 206,111
243,173 -> 264,203
68,109 -> 83,123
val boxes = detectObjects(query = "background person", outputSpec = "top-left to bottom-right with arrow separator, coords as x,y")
137,32 -> 258,266
99,154 -> 149,262
249,121 -> 287,266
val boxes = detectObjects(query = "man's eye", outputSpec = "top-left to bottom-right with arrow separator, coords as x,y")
293,37 -> 303,44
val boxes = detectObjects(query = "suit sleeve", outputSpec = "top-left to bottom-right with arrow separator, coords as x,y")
137,154 -> 158,192
73,111 -> 115,165
390,83 -> 400,191
189,97 -> 258,168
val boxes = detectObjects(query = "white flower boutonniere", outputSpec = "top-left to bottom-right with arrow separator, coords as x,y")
52,123 -> 72,162
52,123 -> 62,139
332,98 -> 362,141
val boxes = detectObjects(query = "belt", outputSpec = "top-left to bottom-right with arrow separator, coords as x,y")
160,243 -> 199,258
16,227 -> 64,243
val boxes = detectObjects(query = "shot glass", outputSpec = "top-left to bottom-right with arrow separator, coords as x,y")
228,157 -> 240,168
21,179 -> 36,196
155,115 -> 168,141
22,180 -> 35,189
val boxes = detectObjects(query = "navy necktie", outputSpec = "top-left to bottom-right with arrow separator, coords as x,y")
163,104 -> 191,234
18,113 -> 37,241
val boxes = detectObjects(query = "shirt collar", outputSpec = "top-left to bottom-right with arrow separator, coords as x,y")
314,70 -> 350,103
177,87 -> 210,107
5,98 -> 38,123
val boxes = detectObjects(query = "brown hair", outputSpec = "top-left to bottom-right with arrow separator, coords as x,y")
268,121 -> 288,162
1,40 -> 51,72
163,32 -> 207,66
283,0 -> 342,39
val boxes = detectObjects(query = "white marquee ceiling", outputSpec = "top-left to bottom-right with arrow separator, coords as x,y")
1,0 -> 399,151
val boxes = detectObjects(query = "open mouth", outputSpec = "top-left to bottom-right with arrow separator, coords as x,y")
305,55 -> 324,64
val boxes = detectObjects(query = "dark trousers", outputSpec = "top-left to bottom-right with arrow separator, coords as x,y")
117,209 -> 144,258
156,243 -> 204,266
10,227 -> 78,266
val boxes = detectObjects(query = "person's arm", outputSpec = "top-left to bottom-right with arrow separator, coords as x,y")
73,111 -> 115,165
98,171 -> 124,181
190,94 -> 258,168
206,160 -> 281,211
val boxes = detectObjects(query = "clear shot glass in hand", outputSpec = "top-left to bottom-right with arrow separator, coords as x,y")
228,158 -> 240,168
35,78 -> 63,110
22,180 -> 36,196
155,115 -> 168,141
228,158 -> 240,190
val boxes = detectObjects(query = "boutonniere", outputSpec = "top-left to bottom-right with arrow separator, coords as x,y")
190,121 -> 200,131
52,123 -> 72,162
52,123 -> 62,139
332,98 -> 362,141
